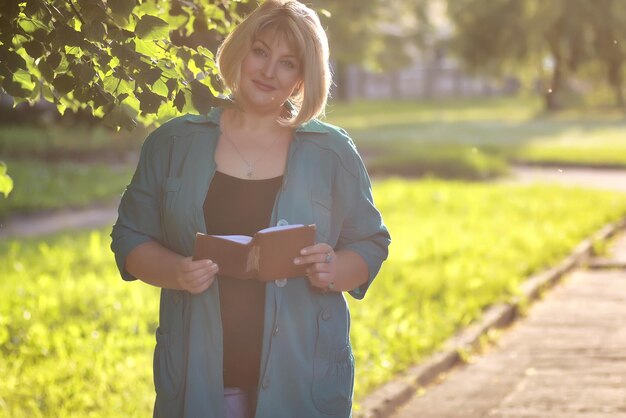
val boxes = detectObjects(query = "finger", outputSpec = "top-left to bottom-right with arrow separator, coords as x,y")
307,270 -> 332,284
185,265 -> 219,284
300,243 -> 332,256
295,253 -> 332,266
187,275 -> 216,294
181,258 -> 215,273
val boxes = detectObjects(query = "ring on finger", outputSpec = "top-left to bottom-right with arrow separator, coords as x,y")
324,252 -> 333,264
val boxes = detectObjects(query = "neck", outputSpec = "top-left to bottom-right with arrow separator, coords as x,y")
226,107 -> 287,137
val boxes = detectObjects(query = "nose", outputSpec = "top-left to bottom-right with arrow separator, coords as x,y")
261,59 -> 276,78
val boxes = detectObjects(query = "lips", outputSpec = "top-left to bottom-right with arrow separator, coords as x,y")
253,80 -> 275,91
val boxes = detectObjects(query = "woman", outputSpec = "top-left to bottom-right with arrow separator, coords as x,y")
111,1 -> 390,417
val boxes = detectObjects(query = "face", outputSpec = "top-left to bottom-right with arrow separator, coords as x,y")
237,30 -> 303,114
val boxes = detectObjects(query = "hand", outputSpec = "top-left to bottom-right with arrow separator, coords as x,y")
294,243 -> 337,291
175,257 -> 218,294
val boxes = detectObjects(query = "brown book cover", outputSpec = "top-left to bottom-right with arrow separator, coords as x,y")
193,224 -> 316,281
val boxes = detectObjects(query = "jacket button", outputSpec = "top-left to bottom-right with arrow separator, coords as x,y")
273,327 -> 279,336
262,377 -> 270,389
321,309 -> 331,321
277,219 -> 288,226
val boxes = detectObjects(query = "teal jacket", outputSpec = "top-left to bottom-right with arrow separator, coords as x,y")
111,107 -> 390,418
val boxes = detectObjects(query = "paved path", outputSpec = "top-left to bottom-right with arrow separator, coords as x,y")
391,233 -> 626,418
0,203 -> 118,239
2,166 -> 625,241
508,166 -> 626,193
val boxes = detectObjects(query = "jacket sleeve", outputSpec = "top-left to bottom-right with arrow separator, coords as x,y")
335,138 -> 391,300
110,130 -> 167,281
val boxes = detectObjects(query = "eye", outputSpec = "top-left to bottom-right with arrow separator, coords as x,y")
252,47 -> 267,57
281,60 -> 297,69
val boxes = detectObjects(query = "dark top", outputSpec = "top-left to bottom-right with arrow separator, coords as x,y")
203,170 -> 283,389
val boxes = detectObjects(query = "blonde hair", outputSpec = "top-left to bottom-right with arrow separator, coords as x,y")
216,0 -> 331,127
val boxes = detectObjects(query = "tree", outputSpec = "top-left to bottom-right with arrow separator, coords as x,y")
589,0 -> 626,108
0,0 -> 249,129
0,0 -> 251,196
445,0 -> 601,111
310,0 -> 431,100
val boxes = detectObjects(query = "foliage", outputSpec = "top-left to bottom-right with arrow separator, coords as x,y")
445,0 -> 626,110
0,0 -> 247,131
0,159 -> 134,221
0,162 -> 13,197
310,0 -> 431,98
2,181 -> 626,416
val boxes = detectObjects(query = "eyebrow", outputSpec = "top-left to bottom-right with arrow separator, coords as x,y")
255,39 -> 297,59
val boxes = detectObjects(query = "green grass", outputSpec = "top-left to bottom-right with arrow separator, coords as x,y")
0,124 -> 145,161
2,179 -> 626,417
325,97 -> 626,176
0,159 -> 134,221
350,179 -> 626,402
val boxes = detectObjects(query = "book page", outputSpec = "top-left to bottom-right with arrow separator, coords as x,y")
257,224 -> 304,234
211,235 -> 252,244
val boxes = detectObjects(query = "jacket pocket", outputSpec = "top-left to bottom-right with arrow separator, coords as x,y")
312,309 -> 354,416
312,191 -> 332,243
153,326 -> 185,402
162,176 -> 182,213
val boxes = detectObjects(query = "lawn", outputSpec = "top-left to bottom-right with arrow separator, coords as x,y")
324,97 -> 626,175
2,179 -> 626,417
0,159 -> 134,221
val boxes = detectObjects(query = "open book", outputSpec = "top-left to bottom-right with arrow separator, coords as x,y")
193,224 -> 317,281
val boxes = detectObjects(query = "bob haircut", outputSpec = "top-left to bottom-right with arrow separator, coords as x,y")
216,0 -> 331,127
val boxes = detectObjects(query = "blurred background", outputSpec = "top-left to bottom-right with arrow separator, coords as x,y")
1,0 -> 626,416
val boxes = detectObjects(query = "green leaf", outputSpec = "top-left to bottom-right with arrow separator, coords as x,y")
135,15 -> 169,40
137,90 -> 165,114
18,17 -> 49,33
47,52 -> 61,69
136,67 -> 162,86
134,39 -> 162,57
0,162 -> 13,198
108,0 -> 136,20
23,41 -> 45,59
190,79 -> 215,115
80,2 -> 108,23
83,22 -> 106,42
52,74 -> 76,94
13,69 -> 36,91
72,62 -> 96,84
0,0 -> 21,19
166,78 -> 178,96
37,60 -> 54,82
152,79 -> 168,97
2,78 -> 30,98
89,85 -> 114,109
56,25 -> 84,47
110,42 -> 137,64
0,48 -> 28,72
173,89 -> 185,112
103,104 -> 137,131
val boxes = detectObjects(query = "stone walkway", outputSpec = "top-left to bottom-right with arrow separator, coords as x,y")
507,166 -> 626,193
391,232 -> 626,418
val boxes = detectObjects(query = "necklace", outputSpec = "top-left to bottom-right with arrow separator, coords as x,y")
221,119 -> 281,178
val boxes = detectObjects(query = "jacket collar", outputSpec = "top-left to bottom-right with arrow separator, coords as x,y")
183,107 -> 330,135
